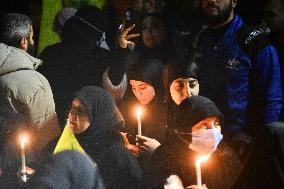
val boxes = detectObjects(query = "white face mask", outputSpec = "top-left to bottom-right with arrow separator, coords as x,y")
189,129 -> 223,154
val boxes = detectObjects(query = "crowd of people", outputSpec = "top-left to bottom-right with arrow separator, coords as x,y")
0,0 -> 284,188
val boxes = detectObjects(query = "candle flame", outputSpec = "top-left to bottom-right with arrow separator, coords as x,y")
20,135 -> 28,145
136,106 -> 142,119
196,153 -> 211,164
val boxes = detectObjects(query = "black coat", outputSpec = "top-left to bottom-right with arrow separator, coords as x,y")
141,136 -> 241,189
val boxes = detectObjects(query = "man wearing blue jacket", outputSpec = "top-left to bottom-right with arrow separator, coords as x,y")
192,0 -> 282,158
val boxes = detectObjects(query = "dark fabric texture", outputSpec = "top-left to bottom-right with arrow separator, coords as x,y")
176,96 -> 223,132
38,6 -> 111,127
61,5 -> 105,43
72,86 -> 142,189
27,150 -> 106,189
141,136 -> 241,189
232,123 -> 284,189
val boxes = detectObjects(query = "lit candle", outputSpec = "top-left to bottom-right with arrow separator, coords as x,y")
195,154 -> 211,187
20,135 -> 28,182
136,106 -> 142,135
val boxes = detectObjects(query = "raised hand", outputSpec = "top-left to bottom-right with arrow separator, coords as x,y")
119,24 -> 141,48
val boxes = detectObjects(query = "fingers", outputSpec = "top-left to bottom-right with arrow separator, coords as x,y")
126,33 -> 141,40
186,184 -> 207,189
126,41 -> 135,46
136,135 -> 151,141
124,24 -> 136,32
120,24 -> 138,36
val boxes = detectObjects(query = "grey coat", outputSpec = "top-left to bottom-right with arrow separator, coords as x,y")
0,43 -> 60,151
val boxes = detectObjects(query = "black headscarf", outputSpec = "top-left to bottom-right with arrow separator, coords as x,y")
176,95 -> 223,133
71,86 -> 142,189
74,86 -> 124,136
127,54 -> 165,103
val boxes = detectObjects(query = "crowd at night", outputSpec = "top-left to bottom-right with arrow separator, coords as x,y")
0,0 -> 284,188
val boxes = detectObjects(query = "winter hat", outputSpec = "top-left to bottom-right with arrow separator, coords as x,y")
128,54 -> 164,92
175,96 -> 223,133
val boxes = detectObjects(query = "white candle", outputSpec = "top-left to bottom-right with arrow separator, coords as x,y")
195,154 -> 211,187
136,106 -> 142,135
20,136 -> 28,182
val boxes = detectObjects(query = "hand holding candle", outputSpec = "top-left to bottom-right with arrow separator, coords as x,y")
136,106 -> 142,136
195,154 -> 211,187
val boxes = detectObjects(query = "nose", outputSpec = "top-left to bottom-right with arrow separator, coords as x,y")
185,82 -> 191,97
68,110 -> 78,122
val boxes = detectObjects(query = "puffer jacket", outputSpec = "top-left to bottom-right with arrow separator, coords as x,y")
0,43 -> 60,151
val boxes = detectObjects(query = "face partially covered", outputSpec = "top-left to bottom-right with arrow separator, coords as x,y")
130,80 -> 156,105
170,78 -> 199,105
142,16 -> 165,48
175,116 -> 221,144
68,98 -> 90,134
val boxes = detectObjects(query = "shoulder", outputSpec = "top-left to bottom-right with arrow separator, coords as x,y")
0,70 -> 53,102
236,23 -> 273,57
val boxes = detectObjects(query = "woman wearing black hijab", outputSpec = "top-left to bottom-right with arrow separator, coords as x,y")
65,86 -> 142,189
141,96 -> 241,189
118,55 -> 167,167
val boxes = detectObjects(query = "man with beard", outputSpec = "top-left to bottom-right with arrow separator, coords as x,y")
0,13 -> 60,155
191,0 -> 282,161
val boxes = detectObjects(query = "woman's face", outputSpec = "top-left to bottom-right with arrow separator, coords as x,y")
142,16 -> 165,48
170,77 -> 199,105
130,80 -> 155,105
68,98 -> 90,134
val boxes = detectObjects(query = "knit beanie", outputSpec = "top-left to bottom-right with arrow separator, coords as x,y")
175,96 -> 223,132
128,54 -> 164,92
